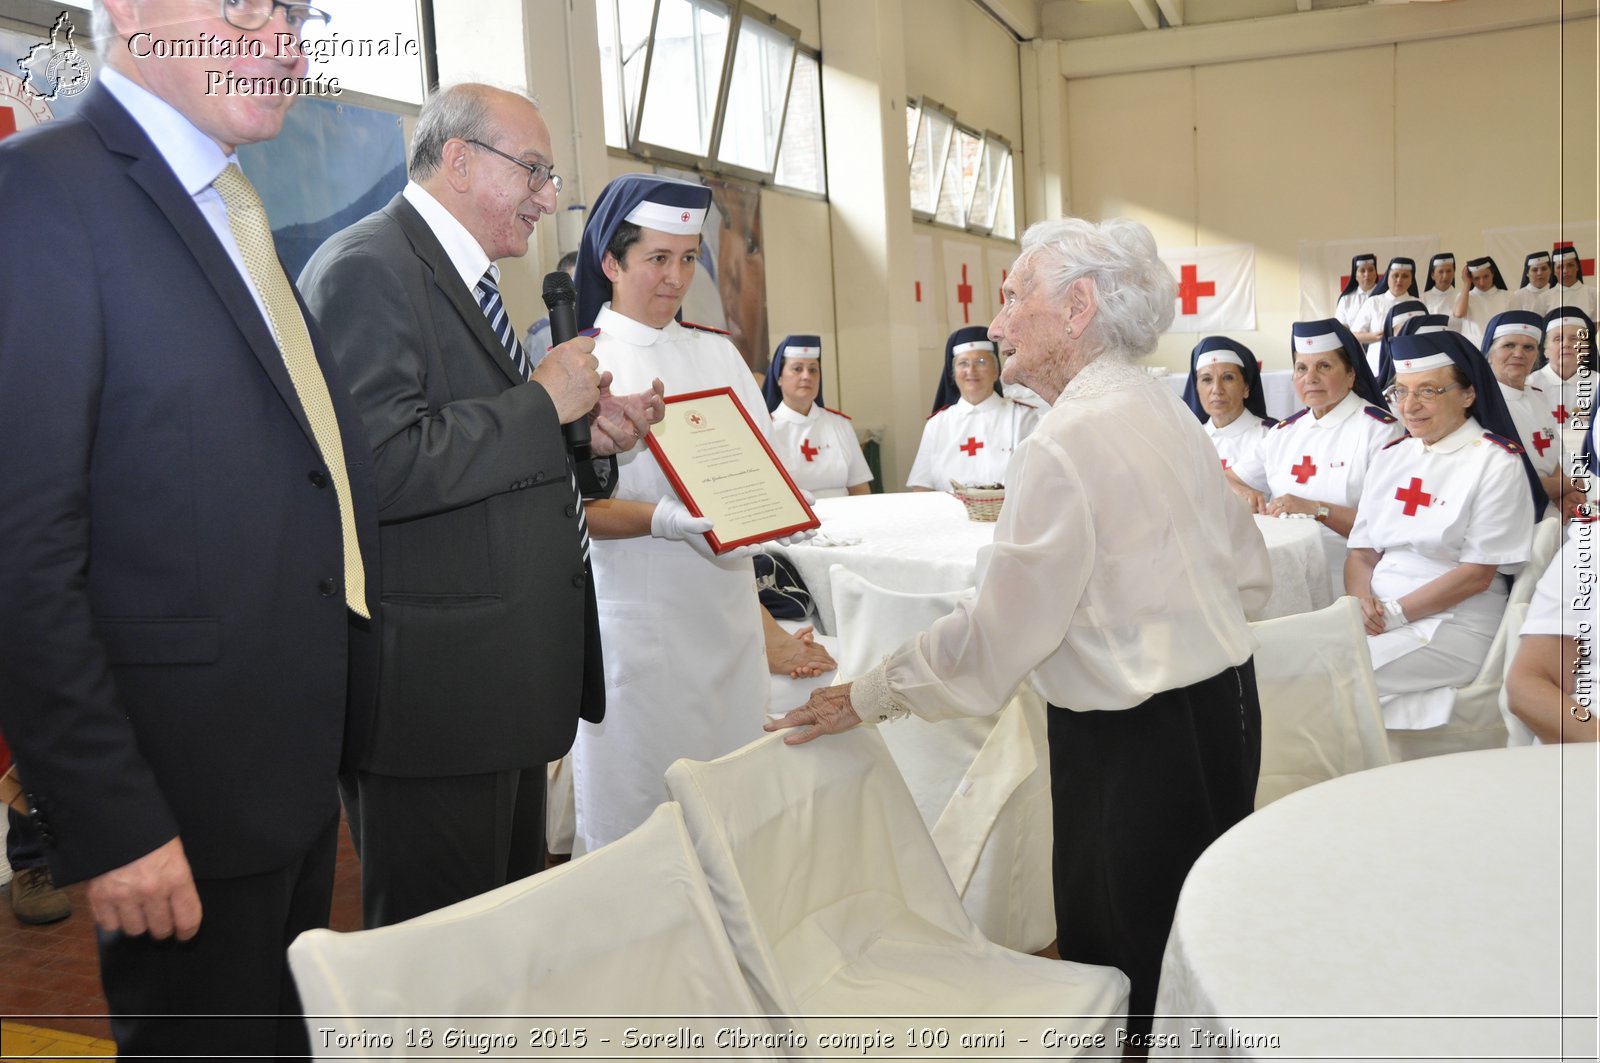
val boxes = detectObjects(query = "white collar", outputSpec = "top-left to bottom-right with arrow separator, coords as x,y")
1498,380 -> 1530,402
953,392 -> 1004,414
100,67 -> 234,197
1205,412 -> 1254,437
1423,417 -> 1482,455
1060,351 -> 1146,405
1558,281 -> 1587,292
594,303 -> 667,346
402,181 -> 493,295
772,402 -> 817,425
1308,389 -> 1365,428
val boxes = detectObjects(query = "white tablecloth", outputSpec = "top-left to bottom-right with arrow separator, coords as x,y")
774,493 -> 1329,634
1162,368 -> 1300,421
1152,745 -> 1599,1060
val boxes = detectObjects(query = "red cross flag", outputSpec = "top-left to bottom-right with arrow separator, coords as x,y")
942,239 -> 986,333
1157,244 -> 1255,333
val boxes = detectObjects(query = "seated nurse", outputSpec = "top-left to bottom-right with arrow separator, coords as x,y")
908,326 -> 1041,490
1260,319 -> 1403,597
762,334 -> 872,499
1346,332 -> 1540,740
1181,336 -> 1275,511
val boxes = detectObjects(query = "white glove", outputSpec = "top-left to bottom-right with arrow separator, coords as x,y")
650,497 -> 759,560
775,489 -> 820,547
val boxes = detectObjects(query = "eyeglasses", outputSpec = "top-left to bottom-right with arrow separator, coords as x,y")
221,0 -> 331,32
1383,384 -> 1460,405
953,357 -> 994,371
466,139 -> 563,195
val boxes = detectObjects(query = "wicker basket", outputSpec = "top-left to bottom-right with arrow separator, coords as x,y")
950,480 -> 1005,522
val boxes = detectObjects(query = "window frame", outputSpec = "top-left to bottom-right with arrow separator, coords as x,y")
906,95 -> 957,224
771,43 -> 827,200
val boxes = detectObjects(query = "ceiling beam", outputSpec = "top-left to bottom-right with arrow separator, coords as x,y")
1154,0 -> 1185,27
1127,0 -> 1161,31
1296,0 -> 1313,10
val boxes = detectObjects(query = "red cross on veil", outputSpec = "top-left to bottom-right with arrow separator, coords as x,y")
800,439 -> 819,462
1290,456 -> 1317,484
1395,477 -> 1433,516
959,436 -> 984,457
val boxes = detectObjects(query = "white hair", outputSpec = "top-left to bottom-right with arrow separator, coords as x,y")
1017,217 -> 1176,359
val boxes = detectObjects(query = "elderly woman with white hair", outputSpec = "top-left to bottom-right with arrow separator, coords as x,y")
769,217 -> 1272,1034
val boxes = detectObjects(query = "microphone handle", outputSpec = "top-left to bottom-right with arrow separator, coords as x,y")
546,302 -> 591,459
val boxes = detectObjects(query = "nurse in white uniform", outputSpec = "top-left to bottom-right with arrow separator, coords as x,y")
1261,319 -> 1404,597
762,334 -> 872,499
570,174 -> 818,852
1506,516 -> 1600,743
1529,306 -> 1598,454
1420,252 -> 1459,317
1371,297 -> 1429,383
1515,250 -> 1555,314
1452,256 -> 1510,341
1548,245 -> 1598,318
1350,256 -> 1420,365
1346,332 -> 1540,737
907,326 -> 1040,490
1333,253 -> 1380,328
1181,336 -> 1275,509
1484,310 -> 1576,515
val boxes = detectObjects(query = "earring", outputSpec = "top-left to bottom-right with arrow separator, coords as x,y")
1065,325 -> 1074,337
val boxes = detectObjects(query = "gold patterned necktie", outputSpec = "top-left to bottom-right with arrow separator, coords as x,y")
213,164 -> 369,619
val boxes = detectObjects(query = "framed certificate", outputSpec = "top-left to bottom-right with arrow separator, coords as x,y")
647,388 -> 820,554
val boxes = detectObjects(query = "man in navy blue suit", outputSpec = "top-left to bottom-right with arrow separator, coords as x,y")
0,0 -> 378,1056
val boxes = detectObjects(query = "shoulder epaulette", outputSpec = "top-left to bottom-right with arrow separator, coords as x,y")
1527,384 -> 1544,393
1382,435 -> 1412,451
1364,406 -> 1399,425
822,405 -> 852,421
1274,408 -> 1310,429
679,319 -> 730,336
1259,415 -> 1279,428
1483,431 -> 1523,455
927,404 -> 953,421
1012,400 -> 1038,410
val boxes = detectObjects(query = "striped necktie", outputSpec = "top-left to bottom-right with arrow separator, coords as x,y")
213,164 -> 369,619
474,268 -> 590,559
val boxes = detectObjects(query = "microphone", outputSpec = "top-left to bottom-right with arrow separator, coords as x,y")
542,270 -> 590,460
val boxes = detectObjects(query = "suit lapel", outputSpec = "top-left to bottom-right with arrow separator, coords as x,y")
384,195 -> 524,387
82,86 -> 320,450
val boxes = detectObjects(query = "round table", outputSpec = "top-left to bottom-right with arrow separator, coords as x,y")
1151,745 -> 1598,1059
774,492 -> 1330,634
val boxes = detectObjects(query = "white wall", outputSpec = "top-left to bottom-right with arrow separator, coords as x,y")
1051,4 -> 1599,374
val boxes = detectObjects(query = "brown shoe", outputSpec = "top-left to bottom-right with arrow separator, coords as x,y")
7,867 -> 70,925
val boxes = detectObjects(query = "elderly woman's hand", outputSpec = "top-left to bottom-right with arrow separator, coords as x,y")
765,682 -> 861,745
1265,493 -> 1317,518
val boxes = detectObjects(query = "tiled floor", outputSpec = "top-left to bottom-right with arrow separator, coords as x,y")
0,812 -> 364,1053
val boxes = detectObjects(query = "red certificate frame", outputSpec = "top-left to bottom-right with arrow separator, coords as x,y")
646,388 -> 820,554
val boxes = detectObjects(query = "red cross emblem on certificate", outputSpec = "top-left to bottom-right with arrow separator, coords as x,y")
1290,456 -> 1317,484
1395,477 -> 1433,516
800,439 -> 819,462
959,436 -> 984,457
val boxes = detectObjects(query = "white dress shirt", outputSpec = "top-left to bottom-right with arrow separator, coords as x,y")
853,353 -> 1272,721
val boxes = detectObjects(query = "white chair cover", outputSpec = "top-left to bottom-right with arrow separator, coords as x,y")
287,804 -> 781,1060
1386,515 -> 1563,762
664,730 -> 1128,1055
828,565 -> 1055,953
1248,597 -> 1392,808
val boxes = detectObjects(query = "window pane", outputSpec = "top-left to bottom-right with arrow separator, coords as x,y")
934,127 -> 978,226
298,0 -> 424,104
599,0 -> 658,148
905,100 -> 919,165
992,151 -> 1015,240
774,52 -> 825,194
969,136 -> 1006,231
716,14 -> 796,173
908,106 -> 952,216
637,0 -> 732,157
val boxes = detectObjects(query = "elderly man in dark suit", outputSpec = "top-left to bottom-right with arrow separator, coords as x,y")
299,82 -> 664,928
0,0 -> 378,1056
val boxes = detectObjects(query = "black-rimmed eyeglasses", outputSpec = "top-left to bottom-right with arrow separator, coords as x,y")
467,139 -> 564,196
221,0 -> 331,32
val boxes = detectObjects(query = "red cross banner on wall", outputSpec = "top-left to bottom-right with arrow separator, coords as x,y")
1157,244 -> 1255,333
942,239 -> 986,340
1554,241 -> 1597,278
1480,222 -> 1600,305
912,234 -> 940,349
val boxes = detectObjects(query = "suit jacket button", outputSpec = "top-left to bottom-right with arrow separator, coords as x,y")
319,578 -> 339,597
565,503 -> 577,518
533,471 -> 545,483
309,470 -> 328,488
571,573 -> 585,588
